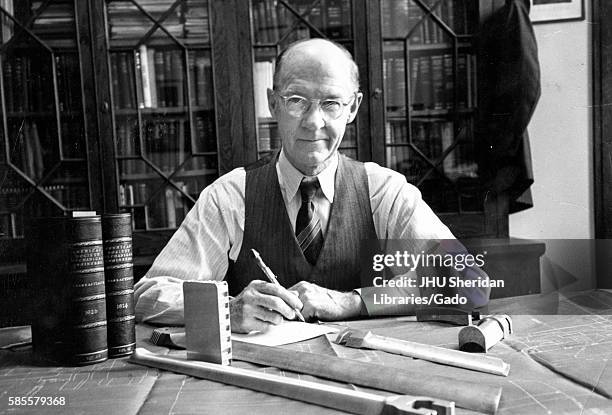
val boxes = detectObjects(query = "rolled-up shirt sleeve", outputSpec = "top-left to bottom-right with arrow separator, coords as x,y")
134,168 -> 245,325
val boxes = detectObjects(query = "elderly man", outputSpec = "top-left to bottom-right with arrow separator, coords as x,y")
134,38 -> 489,333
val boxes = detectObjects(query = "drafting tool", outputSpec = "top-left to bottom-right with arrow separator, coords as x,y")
459,314 -> 513,353
251,249 -> 306,322
335,328 -> 509,377
130,348 -> 454,415
232,340 -> 500,414
183,281 -> 232,364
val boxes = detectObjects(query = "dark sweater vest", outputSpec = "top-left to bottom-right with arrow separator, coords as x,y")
226,154 -> 377,296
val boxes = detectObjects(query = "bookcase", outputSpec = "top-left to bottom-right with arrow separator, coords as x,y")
0,0 -> 515,325
102,0 -> 217,243
378,0 -> 487,230
0,0 -> 98,260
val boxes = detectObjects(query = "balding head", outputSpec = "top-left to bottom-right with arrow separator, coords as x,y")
273,39 -> 359,92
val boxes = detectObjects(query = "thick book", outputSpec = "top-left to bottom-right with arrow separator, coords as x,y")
102,213 -> 136,357
27,216 -> 108,365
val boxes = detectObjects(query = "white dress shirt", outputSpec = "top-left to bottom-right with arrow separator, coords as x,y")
134,150 -> 454,324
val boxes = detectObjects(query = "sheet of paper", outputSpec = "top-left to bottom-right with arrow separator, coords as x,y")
156,322 -> 338,349
232,321 -> 339,346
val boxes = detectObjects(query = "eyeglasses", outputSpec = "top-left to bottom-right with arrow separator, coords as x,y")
274,91 -> 357,121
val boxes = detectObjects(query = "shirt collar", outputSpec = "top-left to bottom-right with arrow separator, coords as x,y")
277,149 -> 337,203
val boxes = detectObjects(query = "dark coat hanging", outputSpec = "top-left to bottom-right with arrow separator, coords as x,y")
478,0 -> 541,213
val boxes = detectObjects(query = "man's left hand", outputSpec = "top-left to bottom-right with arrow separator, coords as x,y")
289,281 -> 363,321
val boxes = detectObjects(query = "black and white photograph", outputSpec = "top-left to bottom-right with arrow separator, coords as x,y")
0,0 -> 609,414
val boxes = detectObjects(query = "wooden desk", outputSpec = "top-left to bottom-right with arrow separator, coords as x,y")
1,290 -> 611,415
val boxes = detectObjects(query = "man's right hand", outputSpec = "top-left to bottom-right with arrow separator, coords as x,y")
229,280 -> 304,333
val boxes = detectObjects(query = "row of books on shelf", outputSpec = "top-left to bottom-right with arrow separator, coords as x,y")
107,0 -> 210,42
116,115 -> 216,174
55,54 -> 83,112
3,53 -> 82,113
388,145 -> 477,183
384,52 -> 477,112
0,184 -> 89,213
8,118 -> 85,181
385,120 -> 478,181
257,121 -> 357,153
30,1 -> 75,38
119,182 -> 194,230
382,0 -> 475,40
3,55 -> 53,113
252,0 -> 351,44
111,47 -> 213,109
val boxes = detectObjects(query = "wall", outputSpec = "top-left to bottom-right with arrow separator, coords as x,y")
509,2 -> 594,291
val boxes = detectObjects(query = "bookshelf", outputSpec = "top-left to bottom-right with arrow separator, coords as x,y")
103,0 -> 217,239
380,0 -> 482,220
0,1 -> 94,245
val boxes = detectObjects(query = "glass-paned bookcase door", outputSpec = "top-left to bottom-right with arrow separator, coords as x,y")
106,0 -> 217,231
382,0 -> 483,214
0,0 -> 90,239
251,0 -> 358,160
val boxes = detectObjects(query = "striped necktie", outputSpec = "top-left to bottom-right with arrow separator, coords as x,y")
295,177 -> 324,265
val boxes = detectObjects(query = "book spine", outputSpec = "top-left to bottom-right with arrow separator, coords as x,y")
139,44 -> 152,108
325,0 -> 344,39
146,47 -> 158,107
265,0 -> 279,42
431,54 -> 444,110
4,59 -> 13,111
14,55 -> 24,112
163,49 -> 174,106
28,216 -> 109,366
419,56 -> 433,110
457,53 -> 467,108
172,50 -> 185,107
392,54 -> 406,111
443,53 -> 453,109
381,0 -> 392,37
154,50 -> 166,107
68,216 -> 108,365
119,52 -> 132,109
102,213 -> 135,357
110,53 -> 121,109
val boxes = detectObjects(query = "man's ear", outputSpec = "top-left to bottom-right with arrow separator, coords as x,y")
267,88 -> 277,118
346,92 -> 363,124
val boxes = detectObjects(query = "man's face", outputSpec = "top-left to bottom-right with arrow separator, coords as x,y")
267,49 -> 362,175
